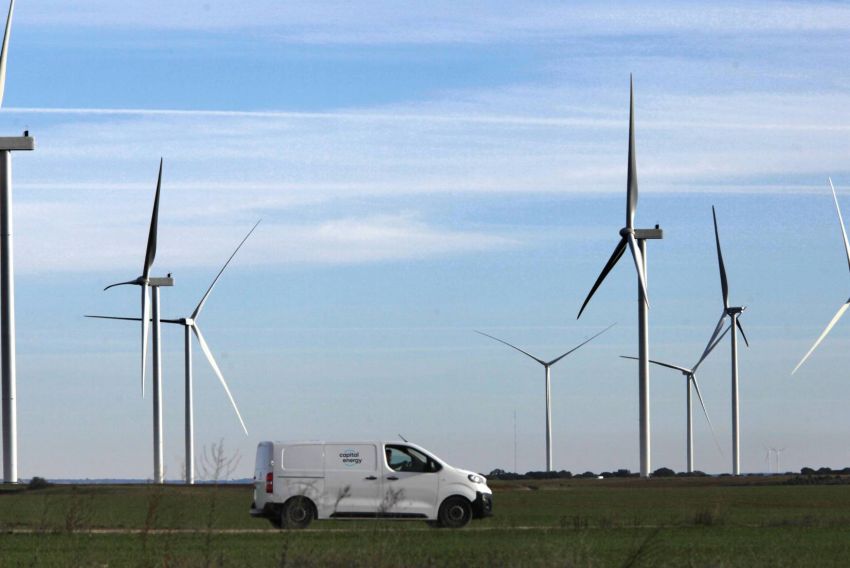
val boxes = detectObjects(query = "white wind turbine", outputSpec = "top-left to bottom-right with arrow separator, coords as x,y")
700,206 -> 750,475
89,221 -> 260,484
576,76 -> 663,478
774,447 -> 786,473
97,160 -> 173,484
763,446 -> 775,473
793,179 -> 850,375
0,0 -> 35,484
621,325 -> 729,473
475,324 -> 614,472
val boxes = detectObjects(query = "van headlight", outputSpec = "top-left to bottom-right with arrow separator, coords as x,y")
468,474 -> 485,484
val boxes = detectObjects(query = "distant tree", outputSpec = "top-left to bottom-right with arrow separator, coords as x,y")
800,467 -> 815,475
816,467 -> 833,475
577,471 -> 596,479
26,476 -> 51,490
652,467 -> 676,477
613,469 -> 632,478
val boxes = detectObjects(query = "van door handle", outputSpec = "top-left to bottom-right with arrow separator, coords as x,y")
364,476 -> 377,480
386,476 -> 399,481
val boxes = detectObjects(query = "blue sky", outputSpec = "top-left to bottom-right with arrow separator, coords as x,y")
7,1 -> 850,479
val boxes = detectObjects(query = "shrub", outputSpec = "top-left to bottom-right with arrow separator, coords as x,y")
652,467 -> 675,477
27,476 -> 51,490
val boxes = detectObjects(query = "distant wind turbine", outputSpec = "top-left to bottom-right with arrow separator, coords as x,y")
88,220 -> 260,484
621,324 -> 729,473
576,76 -> 663,478
96,160 -> 174,484
763,446 -> 774,473
793,179 -> 850,375
700,206 -> 750,475
774,447 -> 786,473
475,324 -> 614,472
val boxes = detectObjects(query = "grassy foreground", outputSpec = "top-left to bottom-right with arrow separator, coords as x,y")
1,476 -> 850,566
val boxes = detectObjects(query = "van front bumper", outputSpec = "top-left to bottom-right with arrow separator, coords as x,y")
472,491 -> 493,518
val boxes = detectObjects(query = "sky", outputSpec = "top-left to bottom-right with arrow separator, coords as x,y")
5,1 -> 850,480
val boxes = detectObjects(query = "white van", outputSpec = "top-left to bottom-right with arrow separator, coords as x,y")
250,441 -> 493,529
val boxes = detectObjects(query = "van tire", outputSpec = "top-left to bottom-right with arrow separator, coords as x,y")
280,497 -> 315,529
437,496 -> 472,529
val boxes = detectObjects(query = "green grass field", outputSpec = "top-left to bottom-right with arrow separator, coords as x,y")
2,476 -> 850,566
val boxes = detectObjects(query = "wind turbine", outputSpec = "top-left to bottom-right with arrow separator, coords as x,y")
475,324 -> 614,472
700,206 -> 750,475
792,179 -> 850,375
621,324 -> 729,473
0,0 -> 35,484
99,160 -> 173,484
576,76 -> 662,478
763,446 -> 775,473
774,447 -> 786,473
88,220 -> 260,484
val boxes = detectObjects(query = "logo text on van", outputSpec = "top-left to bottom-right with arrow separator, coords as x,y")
339,449 -> 362,466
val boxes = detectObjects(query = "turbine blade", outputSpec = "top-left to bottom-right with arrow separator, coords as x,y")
828,178 -> 850,274
692,323 -> 732,373
85,315 -> 143,322
712,206 -> 729,310
103,279 -> 139,291
0,0 -> 15,108
627,233 -> 649,307
143,159 -> 163,279
736,318 -> 750,348
577,236 -> 628,319
792,301 -> 850,374
141,284 -> 150,398
191,324 -> 249,435
619,355 -> 691,374
548,323 -> 616,366
474,330 -> 545,365
192,219 -> 261,320
697,312 -> 728,365
626,74 -> 638,229
691,375 -> 723,456
85,315 -> 183,325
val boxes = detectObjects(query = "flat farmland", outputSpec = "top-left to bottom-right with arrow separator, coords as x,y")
2,476 -> 850,566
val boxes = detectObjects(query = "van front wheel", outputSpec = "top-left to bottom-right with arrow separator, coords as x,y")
280,497 -> 315,529
438,496 -> 472,529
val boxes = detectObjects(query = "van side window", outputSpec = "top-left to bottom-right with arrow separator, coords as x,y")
385,445 -> 442,473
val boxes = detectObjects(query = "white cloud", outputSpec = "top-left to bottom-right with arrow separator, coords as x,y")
15,209 -> 516,273
6,84 -> 850,274
18,1 -> 850,41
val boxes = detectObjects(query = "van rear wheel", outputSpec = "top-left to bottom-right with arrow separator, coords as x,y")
280,497 -> 315,529
437,496 -> 472,529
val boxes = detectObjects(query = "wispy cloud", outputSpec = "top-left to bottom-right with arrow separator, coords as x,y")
15,210 -> 516,273
19,1 -> 850,42
7,84 -> 850,274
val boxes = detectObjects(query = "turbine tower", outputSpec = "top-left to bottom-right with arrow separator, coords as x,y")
88,221 -> 260,484
100,160 -> 173,484
792,180 -> 850,375
621,324 -> 728,473
576,76 -> 662,478
0,0 -> 34,484
475,324 -> 614,472
700,206 -> 750,475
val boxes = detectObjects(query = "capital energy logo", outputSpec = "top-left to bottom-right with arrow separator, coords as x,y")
339,449 -> 362,466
